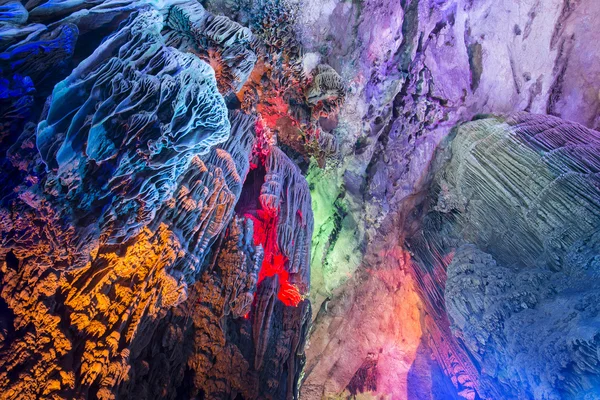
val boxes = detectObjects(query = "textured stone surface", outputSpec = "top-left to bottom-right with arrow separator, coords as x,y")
2,0 -> 600,399
0,1 -> 319,398
298,0 -> 600,398
433,114 -> 600,399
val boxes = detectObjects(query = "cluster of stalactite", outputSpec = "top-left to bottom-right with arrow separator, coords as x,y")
0,0 -> 344,398
201,0 -> 346,169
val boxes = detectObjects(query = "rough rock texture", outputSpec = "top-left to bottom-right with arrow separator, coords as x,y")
2,0 -> 600,399
162,0 -> 257,94
298,0 -> 600,398
425,114 -> 600,399
0,1 -> 319,399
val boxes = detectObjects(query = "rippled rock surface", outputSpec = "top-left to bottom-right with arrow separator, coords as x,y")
0,1 -> 319,398
407,113 -> 600,399
3,0 -> 600,399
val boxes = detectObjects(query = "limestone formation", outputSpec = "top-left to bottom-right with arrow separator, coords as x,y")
305,64 -> 345,117
0,1 -> 316,399
3,0 -> 600,399
408,113 -> 600,399
162,0 -> 257,94
300,0 -> 600,398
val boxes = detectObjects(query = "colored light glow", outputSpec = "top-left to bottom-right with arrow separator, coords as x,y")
245,209 -> 302,307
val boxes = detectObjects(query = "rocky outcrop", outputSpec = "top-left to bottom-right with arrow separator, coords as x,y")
417,114 -> 600,399
3,0 -> 600,399
163,0 -> 257,94
299,0 -> 600,398
0,1 -> 317,399
305,64 -> 345,117
36,8 -> 230,245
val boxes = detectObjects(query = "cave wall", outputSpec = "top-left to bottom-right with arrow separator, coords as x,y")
296,0 -> 600,398
407,113 -> 600,399
1,0 -> 600,399
0,1 -> 332,398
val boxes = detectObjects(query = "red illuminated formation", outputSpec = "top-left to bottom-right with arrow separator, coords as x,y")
252,115 -> 274,163
245,111 -> 305,308
245,209 -> 302,307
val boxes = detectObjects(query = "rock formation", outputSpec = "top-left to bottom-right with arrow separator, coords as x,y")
0,1 -> 324,398
424,114 -> 600,399
2,0 -> 600,399
297,0 -> 600,399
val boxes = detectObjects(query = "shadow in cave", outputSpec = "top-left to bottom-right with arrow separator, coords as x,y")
0,252 -> 17,347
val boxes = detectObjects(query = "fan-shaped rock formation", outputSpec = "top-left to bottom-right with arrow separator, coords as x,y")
0,1 -> 320,398
405,113 -> 600,399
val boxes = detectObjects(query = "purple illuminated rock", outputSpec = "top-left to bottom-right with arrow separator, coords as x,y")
410,113 -> 600,399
